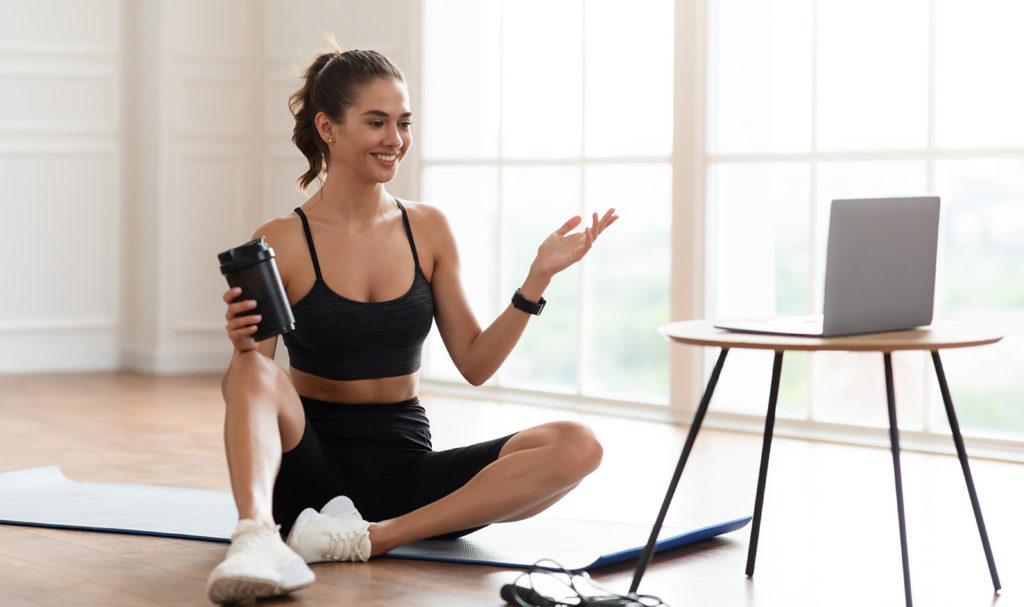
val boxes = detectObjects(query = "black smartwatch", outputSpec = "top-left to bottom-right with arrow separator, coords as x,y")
511,288 -> 546,315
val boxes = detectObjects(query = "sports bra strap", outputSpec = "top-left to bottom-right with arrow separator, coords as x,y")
293,207 -> 323,280
395,199 -> 422,270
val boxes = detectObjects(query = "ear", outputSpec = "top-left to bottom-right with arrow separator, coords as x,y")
314,111 -> 335,143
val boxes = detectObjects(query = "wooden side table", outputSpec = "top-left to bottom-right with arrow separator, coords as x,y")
629,320 -> 1005,607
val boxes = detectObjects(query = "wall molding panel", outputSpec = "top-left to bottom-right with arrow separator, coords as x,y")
0,0 -> 121,56
0,143 -> 120,334
1,0 -> 419,374
171,0 -> 247,60
168,146 -> 247,333
264,68 -> 298,136
173,70 -> 246,137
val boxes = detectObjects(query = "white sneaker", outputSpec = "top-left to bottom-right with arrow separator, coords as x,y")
207,519 -> 315,604
286,495 -> 372,563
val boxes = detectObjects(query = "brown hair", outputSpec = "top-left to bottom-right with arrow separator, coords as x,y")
289,42 -> 405,192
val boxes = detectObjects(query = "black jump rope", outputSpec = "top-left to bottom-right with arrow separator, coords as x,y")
499,560 -> 667,607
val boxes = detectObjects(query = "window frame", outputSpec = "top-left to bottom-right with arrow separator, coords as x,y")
416,0 -> 680,418
701,0 -> 1024,461
413,0 -> 1024,463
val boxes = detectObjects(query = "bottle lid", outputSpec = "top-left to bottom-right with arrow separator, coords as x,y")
218,237 -> 276,275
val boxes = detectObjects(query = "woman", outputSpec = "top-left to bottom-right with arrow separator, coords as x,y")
207,45 -> 617,603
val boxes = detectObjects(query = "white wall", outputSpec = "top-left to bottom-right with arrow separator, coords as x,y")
0,0 -> 421,373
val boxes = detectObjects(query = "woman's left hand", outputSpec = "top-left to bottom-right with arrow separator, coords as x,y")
532,208 -> 618,279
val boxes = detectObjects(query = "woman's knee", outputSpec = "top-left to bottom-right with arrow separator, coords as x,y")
222,350 -> 287,405
221,351 -> 306,451
546,421 -> 603,481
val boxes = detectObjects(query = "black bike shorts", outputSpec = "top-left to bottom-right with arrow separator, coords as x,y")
272,395 -> 515,538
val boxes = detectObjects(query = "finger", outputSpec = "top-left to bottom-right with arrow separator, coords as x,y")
555,215 -> 583,236
229,324 -> 259,338
223,286 -> 242,304
227,314 -> 261,332
599,211 -> 619,233
599,208 -> 617,228
225,299 -> 257,320
588,209 -> 612,237
227,298 -> 256,314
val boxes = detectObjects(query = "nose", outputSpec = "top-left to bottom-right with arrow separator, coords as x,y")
383,124 -> 402,147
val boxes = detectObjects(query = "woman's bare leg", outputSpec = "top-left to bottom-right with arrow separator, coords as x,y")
221,350 -> 306,529
366,421 -> 602,555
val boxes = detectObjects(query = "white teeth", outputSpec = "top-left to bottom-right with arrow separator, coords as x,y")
373,153 -> 397,162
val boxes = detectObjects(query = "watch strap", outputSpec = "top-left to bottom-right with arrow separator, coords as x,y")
511,288 -> 545,315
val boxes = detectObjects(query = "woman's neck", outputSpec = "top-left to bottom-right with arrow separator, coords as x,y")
309,172 -> 391,224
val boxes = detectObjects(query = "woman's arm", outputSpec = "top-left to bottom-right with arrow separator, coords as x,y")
429,206 -> 617,386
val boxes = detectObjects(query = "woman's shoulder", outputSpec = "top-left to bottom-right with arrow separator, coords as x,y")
399,200 -> 459,266
400,199 -> 450,232
250,210 -> 306,255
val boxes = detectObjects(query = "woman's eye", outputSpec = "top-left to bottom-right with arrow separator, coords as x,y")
399,121 -> 412,129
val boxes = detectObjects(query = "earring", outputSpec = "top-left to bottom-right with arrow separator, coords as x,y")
328,137 -> 334,144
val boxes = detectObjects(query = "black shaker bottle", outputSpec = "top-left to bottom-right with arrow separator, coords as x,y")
218,237 -> 295,341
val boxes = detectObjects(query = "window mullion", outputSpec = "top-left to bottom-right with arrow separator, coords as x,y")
807,0 -> 821,423
577,0 -> 587,398
494,0 -> 507,388
923,0 -> 939,434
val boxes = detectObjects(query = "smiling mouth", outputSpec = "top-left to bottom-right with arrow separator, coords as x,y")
372,153 -> 399,162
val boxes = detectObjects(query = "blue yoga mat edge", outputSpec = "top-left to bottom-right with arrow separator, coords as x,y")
0,466 -> 751,571
385,516 -> 752,571
0,518 -> 231,543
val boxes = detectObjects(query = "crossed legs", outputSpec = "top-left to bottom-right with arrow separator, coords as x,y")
366,420 -> 603,555
220,351 -> 603,552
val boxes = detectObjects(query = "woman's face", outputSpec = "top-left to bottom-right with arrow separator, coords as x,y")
330,78 -> 412,184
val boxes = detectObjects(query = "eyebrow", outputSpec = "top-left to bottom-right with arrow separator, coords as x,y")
361,110 -> 413,118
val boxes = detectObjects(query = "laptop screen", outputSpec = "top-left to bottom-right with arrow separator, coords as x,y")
821,196 -> 940,336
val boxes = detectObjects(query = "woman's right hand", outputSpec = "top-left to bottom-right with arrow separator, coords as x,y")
223,287 -> 260,352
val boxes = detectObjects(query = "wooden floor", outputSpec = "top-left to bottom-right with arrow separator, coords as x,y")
0,372 -> 1021,607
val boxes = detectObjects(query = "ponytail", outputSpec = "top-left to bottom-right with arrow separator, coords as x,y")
289,51 -> 337,193
289,40 -> 406,193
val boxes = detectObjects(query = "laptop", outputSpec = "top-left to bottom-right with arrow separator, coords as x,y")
714,196 -> 940,337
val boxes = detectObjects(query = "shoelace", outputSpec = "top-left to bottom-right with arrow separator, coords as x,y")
322,516 -> 367,561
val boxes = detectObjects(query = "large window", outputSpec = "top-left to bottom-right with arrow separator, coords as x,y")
419,0 -> 1024,446
707,0 -> 1024,438
420,0 -> 675,404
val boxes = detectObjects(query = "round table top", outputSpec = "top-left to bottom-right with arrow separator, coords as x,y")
659,320 -> 1005,352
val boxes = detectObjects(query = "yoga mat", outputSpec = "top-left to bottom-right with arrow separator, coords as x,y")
0,466 -> 749,571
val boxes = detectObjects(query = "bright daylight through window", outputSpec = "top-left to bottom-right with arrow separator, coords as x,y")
420,0 -> 1024,445
707,0 -> 1024,439
420,0 -> 674,405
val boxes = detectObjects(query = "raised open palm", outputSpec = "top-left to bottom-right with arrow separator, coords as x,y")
533,208 -> 618,279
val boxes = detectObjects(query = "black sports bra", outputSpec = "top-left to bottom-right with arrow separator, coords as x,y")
281,200 -> 434,381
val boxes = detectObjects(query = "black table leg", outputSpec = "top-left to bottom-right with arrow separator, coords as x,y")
745,350 -> 784,576
884,352 -> 913,607
931,351 -> 1001,592
629,348 -> 730,594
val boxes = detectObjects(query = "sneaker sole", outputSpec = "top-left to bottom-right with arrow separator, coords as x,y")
207,556 -> 315,603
